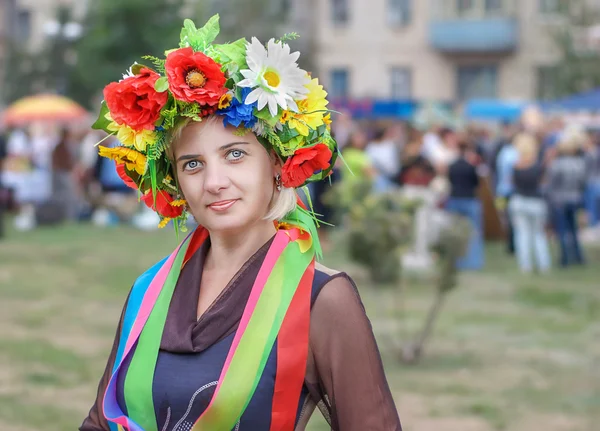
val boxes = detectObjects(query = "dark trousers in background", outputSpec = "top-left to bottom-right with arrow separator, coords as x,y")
552,202 -> 585,267
445,197 -> 485,270
505,195 -> 515,255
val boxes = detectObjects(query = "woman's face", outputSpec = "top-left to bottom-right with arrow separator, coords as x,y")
174,119 -> 279,234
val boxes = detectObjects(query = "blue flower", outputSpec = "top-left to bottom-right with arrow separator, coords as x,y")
217,87 -> 258,129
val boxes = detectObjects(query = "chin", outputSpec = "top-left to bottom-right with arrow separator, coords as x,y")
197,210 -> 258,234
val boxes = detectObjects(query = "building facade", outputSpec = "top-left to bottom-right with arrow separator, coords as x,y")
0,0 -> 88,107
314,0 -> 565,102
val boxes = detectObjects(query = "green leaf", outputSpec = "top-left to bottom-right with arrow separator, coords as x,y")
234,85 -> 244,103
276,32 -> 300,44
131,63 -> 152,75
154,76 -> 169,93
214,38 -> 248,67
141,55 -> 166,74
179,19 -> 197,48
92,101 -> 111,131
278,124 -> 300,143
196,14 -> 221,48
254,107 -> 280,127
180,15 -> 221,52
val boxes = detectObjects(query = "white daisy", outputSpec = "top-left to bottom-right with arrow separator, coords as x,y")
121,62 -> 138,80
238,37 -> 310,117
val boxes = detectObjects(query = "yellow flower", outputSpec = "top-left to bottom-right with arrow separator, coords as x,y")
323,113 -> 332,131
218,93 -> 233,109
285,78 -> 329,136
280,110 -> 292,124
105,113 -> 157,152
158,217 -> 171,228
98,145 -> 147,175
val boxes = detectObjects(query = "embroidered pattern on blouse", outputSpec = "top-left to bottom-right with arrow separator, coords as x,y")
165,381 -> 240,431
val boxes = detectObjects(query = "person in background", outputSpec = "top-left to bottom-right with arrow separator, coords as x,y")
489,121 -> 515,188
0,131 -> 7,238
51,128 -> 78,221
397,124 -> 436,187
340,129 -> 376,194
508,133 -> 551,274
445,137 -> 484,270
539,116 -> 564,163
91,135 -> 139,226
584,131 -> 600,227
366,126 -> 399,192
547,126 -> 589,267
495,128 -> 519,255
427,127 -> 459,174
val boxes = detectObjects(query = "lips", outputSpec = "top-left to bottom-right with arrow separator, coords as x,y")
207,199 -> 238,211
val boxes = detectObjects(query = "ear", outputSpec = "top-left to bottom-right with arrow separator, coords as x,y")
269,149 -> 283,173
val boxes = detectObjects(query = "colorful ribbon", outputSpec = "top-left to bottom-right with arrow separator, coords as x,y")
103,224 -> 315,431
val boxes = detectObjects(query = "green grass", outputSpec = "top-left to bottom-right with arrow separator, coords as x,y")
0,224 -> 598,431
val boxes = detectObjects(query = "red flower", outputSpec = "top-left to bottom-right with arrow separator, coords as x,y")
115,163 -> 138,190
281,143 -> 333,188
165,47 -> 227,106
103,68 -> 167,131
141,190 -> 184,219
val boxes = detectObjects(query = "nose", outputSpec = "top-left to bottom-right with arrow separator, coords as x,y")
203,163 -> 231,194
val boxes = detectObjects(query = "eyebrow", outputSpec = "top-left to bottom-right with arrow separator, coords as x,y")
176,141 -> 250,163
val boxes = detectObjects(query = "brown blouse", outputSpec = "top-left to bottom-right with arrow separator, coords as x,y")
80,236 -> 402,430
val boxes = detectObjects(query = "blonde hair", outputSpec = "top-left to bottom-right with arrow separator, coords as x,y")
264,186 -> 297,221
165,116 -> 297,222
557,126 -> 586,155
513,133 -> 539,163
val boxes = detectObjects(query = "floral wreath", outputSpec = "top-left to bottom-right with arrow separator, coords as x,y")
93,15 -> 338,230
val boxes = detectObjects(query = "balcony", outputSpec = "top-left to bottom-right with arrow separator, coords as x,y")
429,0 -> 519,54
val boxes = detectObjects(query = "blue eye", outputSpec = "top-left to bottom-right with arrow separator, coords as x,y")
183,160 -> 202,171
226,149 -> 245,161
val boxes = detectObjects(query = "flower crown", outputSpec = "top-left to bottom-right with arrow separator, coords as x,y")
93,15 -> 338,229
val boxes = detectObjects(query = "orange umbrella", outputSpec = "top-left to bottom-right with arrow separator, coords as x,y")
2,93 -> 88,126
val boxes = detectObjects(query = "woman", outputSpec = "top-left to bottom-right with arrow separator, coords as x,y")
397,125 -> 435,187
80,17 -> 401,431
51,127 -> 79,221
508,133 -> 551,273
445,138 -> 484,270
547,127 -> 589,267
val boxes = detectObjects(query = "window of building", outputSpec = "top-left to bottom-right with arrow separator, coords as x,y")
390,67 -> 412,99
331,0 -> 349,25
485,0 -> 504,12
457,65 -> 498,100
388,0 -> 412,27
330,69 -> 349,99
537,66 -> 558,100
16,9 -> 31,42
540,0 -> 560,14
457,0 -> 475,15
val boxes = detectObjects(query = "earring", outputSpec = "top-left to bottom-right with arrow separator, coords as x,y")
275,174 -> 282,191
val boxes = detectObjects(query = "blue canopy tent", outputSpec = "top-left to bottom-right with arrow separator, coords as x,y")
464,99 -> 528,122
540,88 -> 600,112
329,99 -> 417,120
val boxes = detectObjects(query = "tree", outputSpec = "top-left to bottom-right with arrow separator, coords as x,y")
188,0 -> 316,73
69,0 -> 316,108
548,0 -> 600,98
70,0 -> 185,108
2,6 -> 79,104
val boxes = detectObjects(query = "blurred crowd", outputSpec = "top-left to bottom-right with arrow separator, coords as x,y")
0,124 -> 161,235
310,109 -> 599,273
1,112 -> 599,275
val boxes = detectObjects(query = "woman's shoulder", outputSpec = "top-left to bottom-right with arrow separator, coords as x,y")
310,263 -> 356,307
